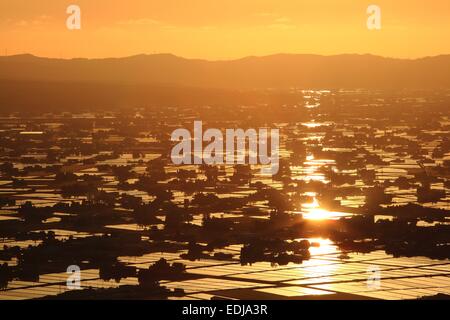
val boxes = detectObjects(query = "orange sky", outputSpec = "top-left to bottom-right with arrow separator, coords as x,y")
0,0 -> 449,59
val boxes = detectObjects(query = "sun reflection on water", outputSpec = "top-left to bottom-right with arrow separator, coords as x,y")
301,194 -> 352,220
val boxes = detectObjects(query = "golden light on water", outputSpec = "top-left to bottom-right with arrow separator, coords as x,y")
302,197 -> 334,220
304,208 -> 335,220
307,238 -> 338,256
302,194 -> 351,220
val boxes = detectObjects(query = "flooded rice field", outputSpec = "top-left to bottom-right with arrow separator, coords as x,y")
0,90 -> 449,299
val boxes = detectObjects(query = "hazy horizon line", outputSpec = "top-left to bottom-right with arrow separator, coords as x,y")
3,51 -> 450,62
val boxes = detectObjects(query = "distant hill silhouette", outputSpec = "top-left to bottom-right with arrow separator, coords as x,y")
0,53 -> 449,111
1,53 -> 450,89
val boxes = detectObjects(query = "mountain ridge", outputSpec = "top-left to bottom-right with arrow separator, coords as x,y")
1,53 -> 450,89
